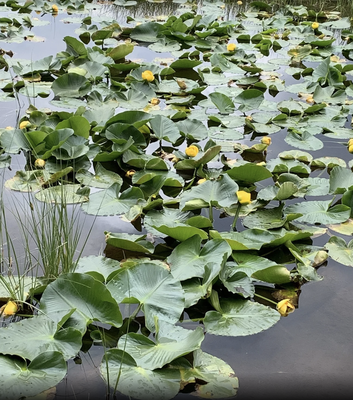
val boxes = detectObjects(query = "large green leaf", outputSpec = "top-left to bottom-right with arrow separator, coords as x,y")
243,204 -> 301,229
56,116 -> 90,139
100,349 -> 180,400
167,235 -> 231,281
329,166 -> 353,194
51,73 -> 92,97
105,232 -> 155,254
204,299 -> 280,336
75,255 -> 120,282
150,114 -> 181,144
40,273 -> 123,333
325,236 -> 353,267
226,162 -> 272,183
285,130 -> 324,151
76,163 -> 123,189
118,323 -> 204,369
182,263 -> 221,307
0,352 -> 67,400
81,183 -> 146,216
284,200 -> 350,225
0,128 -> 31,153
172,350 -> 239,399
0,315 -> 82,361
35,184 -> 89,204
107,261 -> 184,332
209,92 -> 235,114
180,174 -> 239,211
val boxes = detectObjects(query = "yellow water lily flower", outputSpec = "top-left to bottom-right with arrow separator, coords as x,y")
261,137 -> 272,145
185,145 -> 199,157
348,145 -> 353,154
237,1 -> 243,5
227,43 -> 236,52
125,170 -> 136,177
19,121 -> 30,129
34,158 -> 46,168
0,301 -> 18,317
348,139 -> 353,147
142,70 -> 154,82
52,4 -> 58,12
306,95 -> 314,104
5,126 -> 13,130
277,299 -> 295,317
150,97 -> 160,105
197,178 -> 207,185
312,22 -> 319,29
237,190 -> 251,205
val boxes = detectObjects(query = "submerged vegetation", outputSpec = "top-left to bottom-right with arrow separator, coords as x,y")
1,0 -> 353,398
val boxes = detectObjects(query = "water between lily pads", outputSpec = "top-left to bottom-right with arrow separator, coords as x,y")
1,2 -> 353,400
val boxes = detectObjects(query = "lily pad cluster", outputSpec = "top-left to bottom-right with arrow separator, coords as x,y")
1,0 -> 353,399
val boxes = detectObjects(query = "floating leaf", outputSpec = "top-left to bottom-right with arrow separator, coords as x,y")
107,261 -> 184,332
204,299 -> 280,336
0,352 -> 67,400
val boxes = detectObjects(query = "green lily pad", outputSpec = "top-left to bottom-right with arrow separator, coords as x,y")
0,352 -> 67,400
204,298 -> 280,336
107,261 -> 184,332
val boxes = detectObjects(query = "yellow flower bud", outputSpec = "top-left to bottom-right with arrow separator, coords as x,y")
197,178 -> 206,185
19,121 -> 30,129
0,301 -> 18,317
348,145 -> 353,154
227,43 -> 236,52
52,4 -> 59,12
150,97 -> 160,105
306,95 -> 314,104
125,170 -> 136,177
237,1 -> 243,4
236,190 -> 251,205
276,299 -> 295,317
34,158 -> 46,168
185,145 -> 199,158
5,126 -> 13,130
312,22 -> 319,30
141,70 -> 154,82
261,137 -> 271,145
348,139 -> 353,147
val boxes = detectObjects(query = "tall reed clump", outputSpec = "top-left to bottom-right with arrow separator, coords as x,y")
0,179 -> 95,304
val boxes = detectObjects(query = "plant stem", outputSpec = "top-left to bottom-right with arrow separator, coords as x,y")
254,293 -> 277,306
231,205 -> 240,231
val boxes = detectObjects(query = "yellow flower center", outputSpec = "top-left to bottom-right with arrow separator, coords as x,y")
185,145 -> 199,158
236,190 -> 251,205
141,70 -> 155,82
